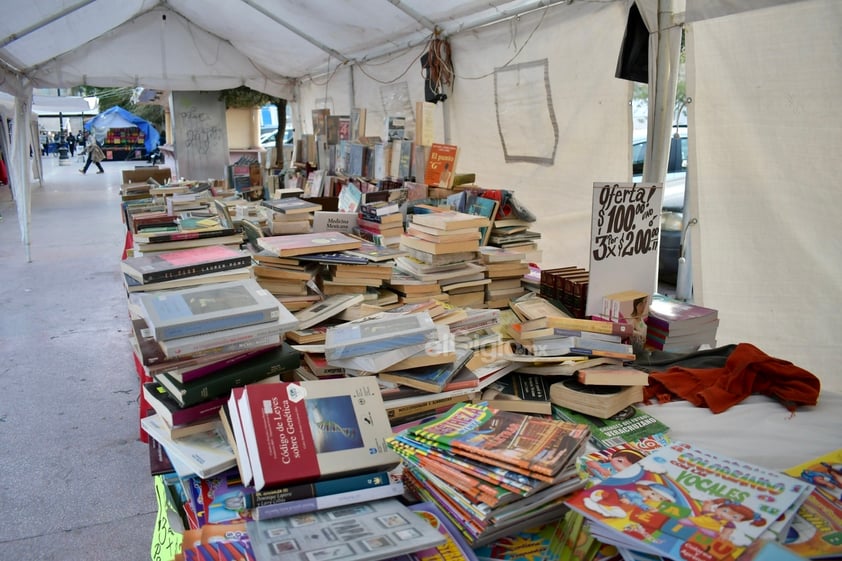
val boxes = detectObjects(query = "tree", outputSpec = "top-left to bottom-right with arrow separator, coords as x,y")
75,86 -> 164,132
219,87 -> 288,169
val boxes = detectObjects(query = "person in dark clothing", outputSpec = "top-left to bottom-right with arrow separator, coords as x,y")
67,133 -> 76,157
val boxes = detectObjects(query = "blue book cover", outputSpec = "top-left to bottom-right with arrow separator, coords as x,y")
324,311 -> 437,360
138,279 -> 290,341
379,347 -> 474,393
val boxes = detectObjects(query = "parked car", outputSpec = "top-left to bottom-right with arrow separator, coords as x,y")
632,126 -> 687,286
260,127 -> 294,147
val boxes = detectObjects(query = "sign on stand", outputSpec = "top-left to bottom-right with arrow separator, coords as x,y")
586,182 -> 663,317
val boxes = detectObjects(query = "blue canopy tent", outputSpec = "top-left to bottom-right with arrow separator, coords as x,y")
83,105 -> 159,154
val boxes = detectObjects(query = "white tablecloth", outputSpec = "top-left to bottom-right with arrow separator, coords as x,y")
637,391 -> 842,471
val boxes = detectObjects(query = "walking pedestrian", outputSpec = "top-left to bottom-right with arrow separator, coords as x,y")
79,134 -> 105,174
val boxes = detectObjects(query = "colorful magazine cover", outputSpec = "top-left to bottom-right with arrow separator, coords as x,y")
565,441 -> 814,561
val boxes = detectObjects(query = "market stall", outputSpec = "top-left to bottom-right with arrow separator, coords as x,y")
84,105 -> 160,161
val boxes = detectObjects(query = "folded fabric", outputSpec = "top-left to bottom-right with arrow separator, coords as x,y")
642,342 -> 821,413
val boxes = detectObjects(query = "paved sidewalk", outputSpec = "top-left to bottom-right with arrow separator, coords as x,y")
0,157 -> 159,561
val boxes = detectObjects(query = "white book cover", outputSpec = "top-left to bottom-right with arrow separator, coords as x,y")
140,413 -> 236,479
325,311 -> 437,360
155,314 -> 295,359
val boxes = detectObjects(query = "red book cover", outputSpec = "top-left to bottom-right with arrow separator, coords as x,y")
236,377 -> 399,491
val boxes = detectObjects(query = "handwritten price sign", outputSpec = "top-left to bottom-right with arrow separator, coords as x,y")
586,182 -> 663,317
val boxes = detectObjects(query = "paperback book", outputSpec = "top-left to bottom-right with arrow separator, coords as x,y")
549,378 -> 644,419
377,346 -> 474,393
137,279 -> 285,341
141,413 -> 237,479
323,311 -> 437,361
257,232 -> 362,258
121,244 -> 252,284
551,404 -> 670,450
236,377 -> 400,490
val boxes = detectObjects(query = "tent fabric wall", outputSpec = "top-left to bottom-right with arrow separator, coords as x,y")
686,0 -> 842,392
296,1 -> 631,272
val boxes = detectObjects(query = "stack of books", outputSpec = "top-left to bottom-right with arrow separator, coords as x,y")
645,295 -> 719,352
120,244 -> 254,293
478,246 -> 529,308
319,260 -> 394,297
250,252 -> 319,307
388,402 -> 591,547
260,196 -> 322,235
508,316 -> 635,361
354,200 -> 404,247
132,279 -> 299,447
401,208 -> 489,259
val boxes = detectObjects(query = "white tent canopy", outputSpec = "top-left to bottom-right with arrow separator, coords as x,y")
1,0 -> 840,393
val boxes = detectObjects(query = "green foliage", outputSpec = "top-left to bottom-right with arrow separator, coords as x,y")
218,86 -> 279,108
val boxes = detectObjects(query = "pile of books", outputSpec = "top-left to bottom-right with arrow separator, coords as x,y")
261,196 -> 322,235
645,294 -> 719,352
121,243 -> 254,294
389,402 -> 591,547
134,279 -> 299,473
478,246 -> 529,308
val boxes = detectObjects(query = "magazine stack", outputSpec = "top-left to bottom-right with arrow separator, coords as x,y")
387,402 -> 591,547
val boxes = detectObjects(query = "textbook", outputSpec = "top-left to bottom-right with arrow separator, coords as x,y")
246,498 -> 445,561
549,378 -> 644,419
137,279 -> 285,341
121,244 -> 252,284
551,404 -> 670,450
155,316 -> 292,360
565,441 -> 813,561
154,342 -> 301,407
252,480 -> 405,521
257,231 -> 362,258
236,377 -> 400,491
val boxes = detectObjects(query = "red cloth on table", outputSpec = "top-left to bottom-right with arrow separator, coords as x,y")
643,342 -> 821,413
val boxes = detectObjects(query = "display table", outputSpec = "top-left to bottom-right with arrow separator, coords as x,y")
638,391 -> 842,471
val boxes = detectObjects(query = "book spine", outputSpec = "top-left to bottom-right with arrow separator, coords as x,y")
252,483 -> 404,521
175,346 -> 277,383
159,346 -> 300,406
568,347 -> 636,361
161,332 -> 281,361
139,228 -> 239,244
545,316 -> 632,338
154,308 -> 279,341
253,469 -> 392,507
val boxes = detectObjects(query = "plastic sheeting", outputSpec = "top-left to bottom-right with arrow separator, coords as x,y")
83,106 -> 160,153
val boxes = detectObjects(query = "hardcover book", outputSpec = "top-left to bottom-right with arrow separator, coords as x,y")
121,244 -> 252,284
575,364 -> 649,386
236,377 -> 400,490
137,279 -> 284,341
409,208 -> 490,231
565,441 -> 813,561
646,296 -> 719,334
155,342 -> 301,407
257,232 -> 362,258
142,381 -> 229,427
480,372 -> 556,415
252,480 -> 406,521
246,498 -> 445,561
